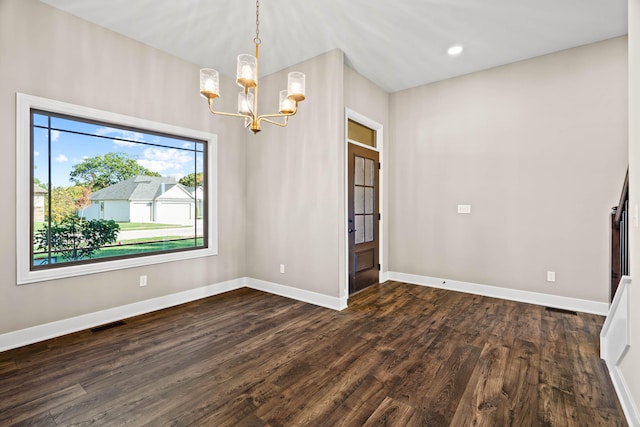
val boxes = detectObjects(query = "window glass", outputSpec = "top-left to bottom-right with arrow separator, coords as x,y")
31,110 -> 207,270
348,119 -> 376,148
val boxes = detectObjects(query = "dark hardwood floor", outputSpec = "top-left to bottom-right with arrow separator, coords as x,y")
0,281 -> 627,426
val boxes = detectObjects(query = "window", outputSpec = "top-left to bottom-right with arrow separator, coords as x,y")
348,119 -> 376,148
17,94 -> 218,284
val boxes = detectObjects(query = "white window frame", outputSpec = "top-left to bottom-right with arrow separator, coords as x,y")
16,93 -> 218,285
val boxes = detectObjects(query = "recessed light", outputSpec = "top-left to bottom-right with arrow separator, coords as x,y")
447,44 -> 464,57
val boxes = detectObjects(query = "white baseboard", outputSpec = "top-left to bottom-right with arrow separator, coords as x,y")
246,277 -> 348,311
608,363 -> 640,426
0,271 -> 612,356
387,271 -> 609,315
380,271 -> 390,283
0,278 -> 245,353
0,277 -> 348,352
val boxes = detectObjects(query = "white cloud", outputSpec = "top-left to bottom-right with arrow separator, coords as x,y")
137,159 -> 177,173
138,147 -> 193,173
34,151 -> 40,157
54,154 -> 68,162
51,130 -> 60,142
95,127 -> 145,147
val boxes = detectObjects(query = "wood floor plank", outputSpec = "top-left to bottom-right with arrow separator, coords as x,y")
449,343 -> 510,426
497,338 -> 540,426
319,374 -> 390,427
0,359 -> 18,376
415,344 -> 483,426
0,282 -> 628,426
362,396 -> 416,426
0,384 -> 85,426
538,310 -> 582,426
5,411 -> 58,427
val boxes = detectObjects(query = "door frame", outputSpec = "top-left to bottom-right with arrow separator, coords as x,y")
344,108 -> 384,298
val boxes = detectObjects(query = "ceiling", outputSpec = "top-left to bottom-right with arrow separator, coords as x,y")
42,0 -> 627,93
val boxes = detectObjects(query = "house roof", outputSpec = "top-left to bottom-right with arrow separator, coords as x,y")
33,183 -> 47,194
90,175 -> 192,201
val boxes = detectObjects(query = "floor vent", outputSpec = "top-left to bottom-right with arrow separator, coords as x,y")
91,320 -> 126,332
545,307 -> 577,316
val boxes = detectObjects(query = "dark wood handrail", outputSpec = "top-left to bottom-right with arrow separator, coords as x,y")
610,167 -> 629,302
614,167 -> 629,225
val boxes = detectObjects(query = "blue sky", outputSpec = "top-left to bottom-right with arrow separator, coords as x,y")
33,114 -> 204,188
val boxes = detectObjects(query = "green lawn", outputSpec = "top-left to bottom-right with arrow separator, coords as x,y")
116,222 -> 192,231
94,238 -> 204,258
33,237 -> 205,264
32,219 -> 201,265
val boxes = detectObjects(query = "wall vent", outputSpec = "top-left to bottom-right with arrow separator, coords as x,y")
90,320 -> 126,332
545,307 -> 577,316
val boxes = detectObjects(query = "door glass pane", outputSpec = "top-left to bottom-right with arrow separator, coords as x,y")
355,215 -> 364,244
365,188 -> 374,214
365,159 -> 374,186
355,156 -> 364,186
365,214 -> 374,242
355,186 -> 364,214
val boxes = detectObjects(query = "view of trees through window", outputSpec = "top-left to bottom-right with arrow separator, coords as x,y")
31,110 -> 207,269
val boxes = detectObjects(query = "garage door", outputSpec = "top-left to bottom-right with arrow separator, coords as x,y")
157,203 -> 191,224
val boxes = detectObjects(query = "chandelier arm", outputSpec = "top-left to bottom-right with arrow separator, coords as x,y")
260,116 -> 289,128
207,99 -> 252,120
209,110 -> 253,119
257,109 -> 297,120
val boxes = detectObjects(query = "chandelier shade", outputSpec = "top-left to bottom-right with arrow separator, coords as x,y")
236,54 -> 257,89
199,0 -> 306,134
199,68 -> 219,100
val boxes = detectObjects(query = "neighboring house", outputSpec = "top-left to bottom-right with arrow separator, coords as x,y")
33,183 -> 47,222
81,175 -> 195,224
188,186 -> 204,218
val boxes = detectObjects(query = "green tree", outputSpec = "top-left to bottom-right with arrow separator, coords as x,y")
69,152 -> 160,191
33,177 -> 46,188
179,172 -> 203,187
34,215 -> 120,262
49,185 -> 86,223
76,187 -> 92,219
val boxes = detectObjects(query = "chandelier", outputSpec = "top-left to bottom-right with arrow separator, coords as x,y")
199,0 -> 306,134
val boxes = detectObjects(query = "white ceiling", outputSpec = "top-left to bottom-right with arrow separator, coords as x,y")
42,0 -> 627,93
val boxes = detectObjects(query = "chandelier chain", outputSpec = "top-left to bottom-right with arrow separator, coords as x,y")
254,0 -> 261,45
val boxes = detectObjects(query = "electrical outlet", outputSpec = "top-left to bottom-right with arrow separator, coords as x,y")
139,275 -> 148,287
457,204 -> 471,214
280,264 -> 285,274
546,271 -> 555,283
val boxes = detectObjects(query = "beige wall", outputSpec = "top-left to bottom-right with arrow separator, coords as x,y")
0,0 -> 246,333
621,0 -> 640,414
389,37 -> 628,302
344,66 -> 390,273
245,49 -> 346,297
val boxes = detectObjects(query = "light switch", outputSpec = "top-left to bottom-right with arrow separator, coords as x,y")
457,204 -> 471,214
